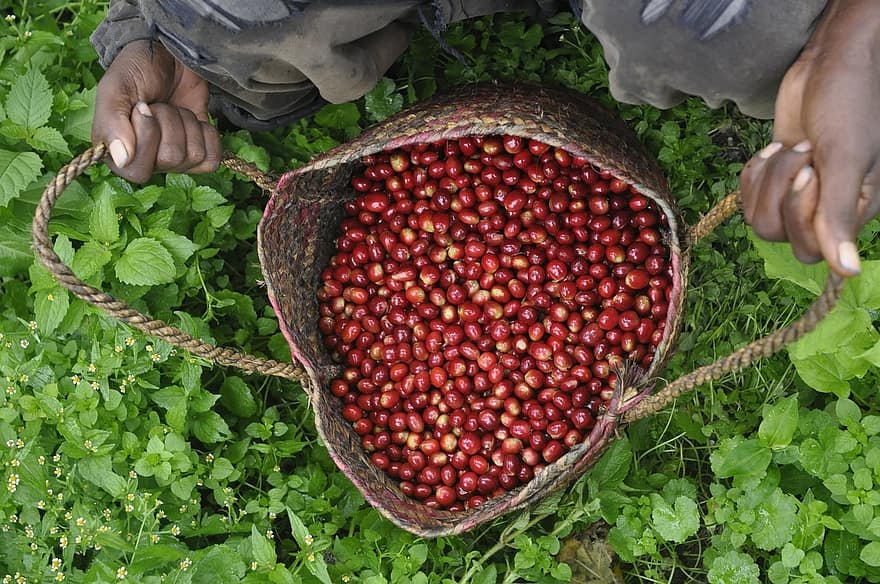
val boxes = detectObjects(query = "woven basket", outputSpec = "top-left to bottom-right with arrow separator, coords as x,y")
33,82 -> 845,539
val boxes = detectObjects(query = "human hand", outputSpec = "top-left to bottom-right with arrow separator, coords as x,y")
91,40 -> 221,183
740,0 -> 880,277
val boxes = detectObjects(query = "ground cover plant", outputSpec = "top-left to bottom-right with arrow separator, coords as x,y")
2,2 -> 880,582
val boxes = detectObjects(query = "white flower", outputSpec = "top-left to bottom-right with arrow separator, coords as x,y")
179,558 -> 192,571
19,340 -> 28,349
116,566 -> 127,579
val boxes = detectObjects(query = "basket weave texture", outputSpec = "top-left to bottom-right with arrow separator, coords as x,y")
257,83 -> 689,537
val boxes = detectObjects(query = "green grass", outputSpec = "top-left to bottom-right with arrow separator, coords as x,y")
1,3 -> 879,584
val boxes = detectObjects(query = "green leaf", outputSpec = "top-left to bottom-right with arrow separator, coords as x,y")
286,509 -> 310,546
220,376 -> 258,418
71,241 -> 112,279
707,550 -> 761,584
758,395 -> 799,450
711,437 -> 772,479
0,150 -> 42,206
189,545 -> 246,584
63,87 -> 96,143
314,102 -> 360,130
364,78 -> 404,122
836,398 -> 862,426
472,564 -> 497,584
89,187 -> 119,243
28,125 -> 70,155
589,436 -> 632,489
115,237 -> 176,285
6,68 -> 52,129
192,411 -> 232,444
151,229 -> 198,264
750,235 -> 827,295
33,286 -> 69,335
250,525 -> 276,566
650,494 -> 699,543
861,542 -> 880,567
78,455 -> 126,498
191,186 -> 226,212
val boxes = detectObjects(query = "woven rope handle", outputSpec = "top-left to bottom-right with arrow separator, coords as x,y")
623,192 -> 846,422
32,144 -> 308,383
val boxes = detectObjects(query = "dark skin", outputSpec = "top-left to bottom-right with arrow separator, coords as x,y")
92,0 -> 879,277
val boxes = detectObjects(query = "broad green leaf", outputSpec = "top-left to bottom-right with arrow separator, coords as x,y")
71,241 -> 112,279
0,214 -> 33,276
63,87 -> 96,143
651,494 -> 699,543
192,411 -> 232,443
472,565 -> 497,584
589,436 -> 632,489
836,398 -> 862,426
6,68 -> 52,129
115,237 -> 176,285
250,525 -> 276,566
171,475 -> 197,500
748,487 -> 798,550
711,437 -> 772,479
0,149 -> 42,206
364,78 -> 404,122
314,102 -> 360,130
89,188 -> 119,243
287,509 -> 310,546
220,376 -> 258,418
190,185 -> 225,212
861,542 -> 880,567
707,550 -> 761,584
28,125 -> 70,155
78,455 -> 126,497
33,286 -> 69,336
758,395 -> 799,450
189,545 -> 246,584
305,555 -> 333,584
792,353 -> 853,398
750,235 -> 827,295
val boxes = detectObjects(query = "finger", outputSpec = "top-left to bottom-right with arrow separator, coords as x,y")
112,102 -> 160,184
188,123 -> 222,174
748,141 -> 813,242
812,143 -> 873,276
783,166 -> 822,263
741,142 -> 783,224
92,71 -> 138,169
149,104 -> 189,172
856,168 -> 880,225
176,108 -> 207,172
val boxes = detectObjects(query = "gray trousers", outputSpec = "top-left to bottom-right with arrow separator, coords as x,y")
91,1 -> 827,130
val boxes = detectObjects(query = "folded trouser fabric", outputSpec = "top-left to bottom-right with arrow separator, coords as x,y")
90,0 -> 828,130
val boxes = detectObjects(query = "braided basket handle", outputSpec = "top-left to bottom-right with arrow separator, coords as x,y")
32,144 -> 308,384
623,192 -> 846,422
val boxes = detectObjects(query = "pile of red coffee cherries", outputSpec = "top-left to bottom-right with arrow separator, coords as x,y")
317,135 -> 672,511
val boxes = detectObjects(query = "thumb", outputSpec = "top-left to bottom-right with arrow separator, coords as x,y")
813,145 -> 872,277
92,70 -> 139,169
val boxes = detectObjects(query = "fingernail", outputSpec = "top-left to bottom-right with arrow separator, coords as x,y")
758,142 -> 783,159
793,140 -> 812,153
792,165 -> 813,192
108,139 -> 129,168
838,241 -> 862,275
135,101 -> 152,117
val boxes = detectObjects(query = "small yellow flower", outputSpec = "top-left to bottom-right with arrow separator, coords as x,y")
14,573 -> 24,584
64,511 -> 71,521
150,353 -> 161,362
250,561 -> 258,571
128,470 -> 136,479
7,514 -> 16,523
115,345 -> 123,353
18,375 -> 27,383
127,374 -> 135,383
53,454 -> 61,463
273,465 -> 280,472
27,321 -> 37,331
75,517 -> 85,527
126,493 -> 135,501
70,375 -> 81,385
304,534 -> 314,546
124,337 -> 134,347
7,473 -> 19,493
24,525 -> 33,538
19,339 -> 29,349
145,345 -> 153,353
47,294 -> 55,302
205,453 -> 214,463
179,558 -> 192,571
4,14 -> 15,22
5,386 -> 14,396
51,558 -> 62,571
49,526 -> 57,534
124,504 -> 134,513
342,576 -> 351,583
268,512 -> 277,520
170,525 -> 180,536
59,535 -> 68,549
116,566 -> 127,580
83,440 -> 93,450
36,500 -> 45,510
55,575 -> 64,582
9,459 -> 19,467
103,509 -> 111,520
87,363 -> 97,373
90,381 -> 100,391
23,30 -> 31,38
37,456 -> 45,465
307,552 -> 315,562
179,505 -> 187,513
156,510 -> 166,519
14,439 -> 22,448
54,467 -> 62,477
266,530 -> 274,540
150,534 -> 159,544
